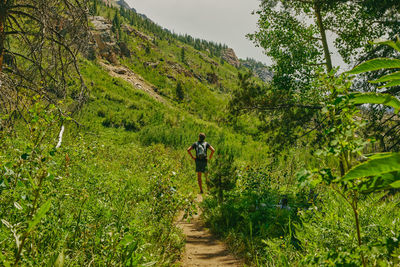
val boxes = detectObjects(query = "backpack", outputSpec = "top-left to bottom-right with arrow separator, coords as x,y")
196,141 -> 207,159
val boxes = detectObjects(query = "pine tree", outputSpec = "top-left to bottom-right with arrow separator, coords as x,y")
176,82 -> 184,102
89,0 -> 98,15
180,47 -> 185,63
145,45 -> 151,54
112,13 -> 120,34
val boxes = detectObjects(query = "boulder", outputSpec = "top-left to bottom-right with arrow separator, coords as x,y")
114,68 -> 127,75
143,62 -> 159,68
91,16 -> 112,31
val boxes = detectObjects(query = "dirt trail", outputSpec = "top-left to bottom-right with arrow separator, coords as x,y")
177,195 -> 243,267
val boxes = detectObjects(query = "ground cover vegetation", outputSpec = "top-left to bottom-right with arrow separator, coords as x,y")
0,1 -> 269,265
1,0 -> 400,266
201,1 -> 400,266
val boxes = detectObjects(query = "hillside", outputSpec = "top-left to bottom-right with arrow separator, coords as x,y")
89,4 -> 248,122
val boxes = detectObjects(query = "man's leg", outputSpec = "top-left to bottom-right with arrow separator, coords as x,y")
197,172 -> 203,193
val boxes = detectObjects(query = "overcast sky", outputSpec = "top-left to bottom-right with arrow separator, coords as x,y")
125,0 -> 272,64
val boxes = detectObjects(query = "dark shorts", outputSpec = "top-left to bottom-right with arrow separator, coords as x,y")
195,158 -> 208,173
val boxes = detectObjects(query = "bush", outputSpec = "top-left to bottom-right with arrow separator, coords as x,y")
97,109 -> 106,117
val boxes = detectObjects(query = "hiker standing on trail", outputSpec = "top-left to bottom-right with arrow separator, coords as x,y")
187,133 -> 215,194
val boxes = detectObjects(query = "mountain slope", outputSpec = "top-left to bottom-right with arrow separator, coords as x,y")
89,1 -> 267,132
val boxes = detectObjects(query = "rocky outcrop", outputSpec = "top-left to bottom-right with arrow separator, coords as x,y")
122,25 -> 153,43
89,16 -> 120,64
222,48 -> 240,68
89,16 -> 133,62
166,61 -> 193,78
206,72 -> 218,84
197,51 -> 219,67
100,61 -> 168,105
117,0 -> 131,9
240,58 -> 273,82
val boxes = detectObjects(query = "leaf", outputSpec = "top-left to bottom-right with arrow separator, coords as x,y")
27,172 -> 37,190
0,252 -> 11,267
390,180 -> 400,188
350,93 -> 400,112
118,234 -> 135,247
14,202 -> 23,210
367,152 -> 393,159
1,219 -> 12,229
340,153 -> 400,182
27,200 -> 51,233
347,58 -> 400,75
357,171 -> 400,193
142,261 -> 157,267
370,71 -> 400,83
379,79 -> 400,88
54,251 -> 64,267
372,38 -> 400,52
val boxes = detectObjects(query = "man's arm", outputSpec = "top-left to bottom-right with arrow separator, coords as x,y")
208,145 -> 215,160
187,146 -> 195,160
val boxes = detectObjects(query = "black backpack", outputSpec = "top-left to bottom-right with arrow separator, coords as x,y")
195,141 -> 207,159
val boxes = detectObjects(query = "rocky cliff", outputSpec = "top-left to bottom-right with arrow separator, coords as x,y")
117,0 -> 131,9
101,0 -> 132,10
222,48 -> 240,68
240,58 -> 273,82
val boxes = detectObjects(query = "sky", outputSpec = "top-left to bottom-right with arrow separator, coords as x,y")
125,0 -> 272,64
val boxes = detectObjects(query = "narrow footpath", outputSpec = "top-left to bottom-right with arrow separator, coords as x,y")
177,195 -> 243,267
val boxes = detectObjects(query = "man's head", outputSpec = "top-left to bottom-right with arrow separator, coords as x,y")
199,133 -> 206,142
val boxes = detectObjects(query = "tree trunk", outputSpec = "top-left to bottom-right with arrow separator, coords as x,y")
314,2 -> 333,72
0,1 -> 5,72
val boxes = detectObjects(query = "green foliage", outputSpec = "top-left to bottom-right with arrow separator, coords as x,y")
348,37 -> 400,91
373,37 -> 400,53
4,1 -> 400,266
0,99 -> 64,266
349,58 -> 400,75
1,113 -> 195,265
180,47 -> 186,63
229,71 -> 322,150
247,1 -> 400,152
350,93 -> 400,111
208,153 -> 237,203
297,191 -> 400,266
89,0 -> 98,15
202,161 -> 309,264
341,153 -> 400,182
208,44 -> 400,265
175,81 -> 185,102
300,49 -> 400,265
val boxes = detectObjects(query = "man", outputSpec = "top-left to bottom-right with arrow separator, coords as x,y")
187,133 -> 215,194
